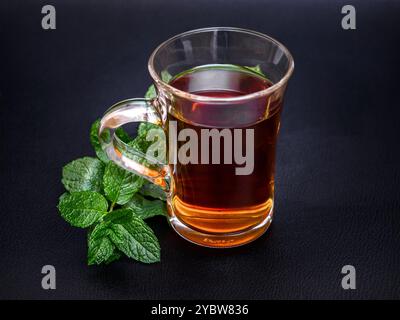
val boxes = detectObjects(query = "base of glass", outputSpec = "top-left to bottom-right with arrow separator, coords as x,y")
168,208 -> 273,248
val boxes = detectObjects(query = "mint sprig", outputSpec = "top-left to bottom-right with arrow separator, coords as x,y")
58,103 -> 167,265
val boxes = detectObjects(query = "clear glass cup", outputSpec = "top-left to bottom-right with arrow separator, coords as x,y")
99,27 -> 294,248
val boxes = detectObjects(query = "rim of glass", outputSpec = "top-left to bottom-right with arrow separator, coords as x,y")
148,27 -> 294,103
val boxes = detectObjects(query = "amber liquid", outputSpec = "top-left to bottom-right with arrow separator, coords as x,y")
167,65 -> 282,246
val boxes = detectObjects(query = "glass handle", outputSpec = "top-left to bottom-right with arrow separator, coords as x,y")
98,98 -> 170,191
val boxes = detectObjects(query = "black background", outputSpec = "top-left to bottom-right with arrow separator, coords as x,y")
1,0 -> 399,299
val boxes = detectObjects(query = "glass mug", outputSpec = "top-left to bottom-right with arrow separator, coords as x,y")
99,27 -> 294,248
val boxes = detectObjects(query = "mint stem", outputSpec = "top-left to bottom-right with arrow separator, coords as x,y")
109,202 -> 115,213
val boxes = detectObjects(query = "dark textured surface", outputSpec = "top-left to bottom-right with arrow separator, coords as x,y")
0,0 -> 400,299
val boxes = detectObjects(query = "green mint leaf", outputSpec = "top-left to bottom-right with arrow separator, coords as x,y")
126,133 -> 157,164
90,119 -> 110,163
108,215 -> 160,263
138,122 -> 159,137
88,222 -> 115,265
145,85 -> 157,99
129,122 -> 164,155
57,191 -> 108,228
103,208 -> 135,224
90,119 -> 132,163
59,192 -> 69,202
128,136 -> 150,154
161,70 -> 173,83
103,162 -> 144,205
124,194 -> 167,219
139,182 -> 167,201
104,250 -> 122,264
144,70 -> 172,100
62,157 -> 105,193
115,127 -> 131,143
244,65 -> 267,77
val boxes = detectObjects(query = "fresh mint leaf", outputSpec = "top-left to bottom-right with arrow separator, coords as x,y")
145,85 -> 157,99
129,122 -> 165,155
139,182 -> 167,201
244,65 -> 265,76
127,129 -> 160,161
124,194 -> 167,219
144,70 -> 172,100
103,162 -> 144,205
115,127 -> 131,143
108,215 -> 160,263
58,191 -> 108,228
138,122 -> 159,137
103,208 -> 135,223
244,65 -> 272,81
59,192 -> 69,202
88,222 -> 115,265
90,119 -> 132,163
161,70 -> 173,83
90,119 -> 110,163
104,250 -> 122,264
128,136 -> 151,154
62,157 -> 104,193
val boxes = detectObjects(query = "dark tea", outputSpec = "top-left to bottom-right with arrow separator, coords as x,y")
167,65 -> 282,245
